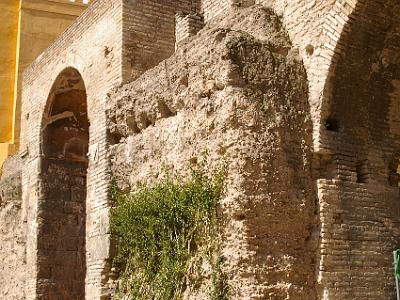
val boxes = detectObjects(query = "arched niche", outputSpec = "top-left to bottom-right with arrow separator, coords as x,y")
37,67 -> 88,299
317,1 -> 400,298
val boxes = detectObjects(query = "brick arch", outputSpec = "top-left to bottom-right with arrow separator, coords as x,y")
317,0 -> 400,127
41,67 -> 89,160
312,0 -> 360,137
37,67 -> 88,300
318,0 -> 363,126
316,1 -> 400,298
23,60 -> 115,300
20,2 -> 123,299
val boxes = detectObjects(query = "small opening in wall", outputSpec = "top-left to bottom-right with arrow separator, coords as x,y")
306,44 -> 314,56
158,100 -> 175,118
108,130 -> 124,145
356,160 -> 369,183
325,117 -> 340,132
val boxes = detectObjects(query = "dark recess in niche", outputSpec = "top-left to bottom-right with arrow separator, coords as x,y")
108,129 -> 123,145
356,160 -> 369,183
107,114 -> 124,145
126,115 -> 140,134
158,100 -> 176,118
325,117 -> 340,132
306,44 -> 314,56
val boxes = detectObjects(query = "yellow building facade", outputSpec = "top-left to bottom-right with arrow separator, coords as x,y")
0,0 -> 89,169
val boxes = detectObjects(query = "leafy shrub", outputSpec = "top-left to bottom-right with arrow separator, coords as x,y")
110,164 -> 229,300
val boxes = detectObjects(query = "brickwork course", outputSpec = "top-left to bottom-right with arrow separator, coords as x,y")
0,0 -> 399,299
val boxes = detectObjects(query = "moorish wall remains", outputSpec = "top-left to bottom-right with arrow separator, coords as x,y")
0,0 -> 400,299
107,6 -> 317,299
0,157 -> 24,300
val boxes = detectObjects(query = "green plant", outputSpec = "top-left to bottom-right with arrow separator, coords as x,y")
210,254 -> 230,300
110,163 -> 229,300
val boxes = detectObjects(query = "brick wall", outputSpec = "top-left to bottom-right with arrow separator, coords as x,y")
121,0 -> 200,81
316,0 -> 400,298
175,12 -> 204,47
201,0 -> 232,23
20,0 -> 124,299
121,0 -> 260,81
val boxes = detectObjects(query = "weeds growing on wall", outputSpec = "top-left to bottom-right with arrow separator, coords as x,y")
110,163 -> 230,300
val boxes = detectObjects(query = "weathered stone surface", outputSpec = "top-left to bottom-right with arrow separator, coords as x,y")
107,7 -> 318,299
0,158 -> 25,300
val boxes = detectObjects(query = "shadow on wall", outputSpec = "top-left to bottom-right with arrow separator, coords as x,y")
317,0 -> 400,299
321,0 -> 400,142
37,67 -> 89,300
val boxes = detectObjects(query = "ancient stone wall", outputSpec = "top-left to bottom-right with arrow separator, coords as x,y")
108,7 -> 318,299
0,159 -> 25,300
251,0 -> 336,145
244,1 -> 400,297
